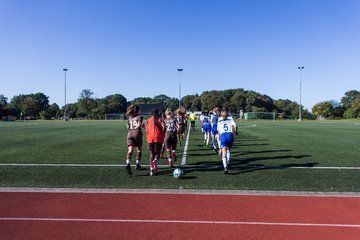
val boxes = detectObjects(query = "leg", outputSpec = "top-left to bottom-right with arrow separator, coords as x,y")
125,146 -> 134,175
135,146 -> 142,170
166,147 -> 173,168
222,147 -> 228,174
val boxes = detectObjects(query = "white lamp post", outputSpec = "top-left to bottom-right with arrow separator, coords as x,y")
298,66 -> 304,121
177,68 -> 183,108
63,68 -> 68,121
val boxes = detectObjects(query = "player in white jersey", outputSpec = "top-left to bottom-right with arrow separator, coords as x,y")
199,113 -> 205,134
210,107 -> 220,154
201,110 -> 211,146
217,107 -> 238,174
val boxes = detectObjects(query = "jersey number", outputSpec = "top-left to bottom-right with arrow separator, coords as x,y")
130,120 -> 139,129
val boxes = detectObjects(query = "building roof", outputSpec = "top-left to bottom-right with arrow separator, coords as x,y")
137,103 -> 164,115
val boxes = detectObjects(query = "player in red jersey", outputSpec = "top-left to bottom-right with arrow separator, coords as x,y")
146,109 -> 165,176
125,104 -> 144,176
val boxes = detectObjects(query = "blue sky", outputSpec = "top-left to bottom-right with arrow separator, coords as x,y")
1,0 -> 359,111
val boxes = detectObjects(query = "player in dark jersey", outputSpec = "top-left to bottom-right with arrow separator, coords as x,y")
125,104 -> 144,175
164,108 -> 178,168
175,110 -> 186,146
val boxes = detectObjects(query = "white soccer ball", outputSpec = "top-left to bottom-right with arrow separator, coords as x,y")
173,168 -> 184,179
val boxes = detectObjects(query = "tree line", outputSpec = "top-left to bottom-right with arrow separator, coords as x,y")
312,90 -> 360,119
1,88 -> 359,120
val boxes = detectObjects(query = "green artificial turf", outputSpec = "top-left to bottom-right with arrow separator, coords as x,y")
0,120 -> 359,192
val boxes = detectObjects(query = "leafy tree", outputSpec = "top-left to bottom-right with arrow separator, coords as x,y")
32,92 -> 49,112
312,101 -> 333,118
245,91 -> 262,112
200,91 -> 224,111
0,94 -> 7,106
9,94 -> 25,117
182,95 -> 197,110
22,97 -> 39,118
351,96 -> 360,118
332,106 -> 345,118
165,97 -> 180,111
8,93 -> 49,119
77,89 -> 97,119
102,94 -> 127,113
60,103 -> 78,119
191,96 -> 202,111
132,97 -> 157,104
343,108 -> 357,119
341,90 -> 360,109
274,99 -> 293,118
229,90 -> 247,113
153,94 -> 171,107
0,94 -> 8,117
40,103 -> 60,120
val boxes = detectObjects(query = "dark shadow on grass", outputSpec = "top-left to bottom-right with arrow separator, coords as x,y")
227,162 -> 319,175
183,151 -> 315,175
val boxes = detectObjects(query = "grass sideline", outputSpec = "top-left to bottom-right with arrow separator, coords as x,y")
0,120 -> 359,192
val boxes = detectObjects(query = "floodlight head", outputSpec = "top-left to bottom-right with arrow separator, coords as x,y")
177,68 -> 183,72
298,66 -> 304,70
63,68 -> 68,71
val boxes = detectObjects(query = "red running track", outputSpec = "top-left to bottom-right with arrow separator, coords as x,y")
1,190 -> 360,240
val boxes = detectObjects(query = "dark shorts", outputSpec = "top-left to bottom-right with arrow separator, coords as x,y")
127,130 -> 143,148
191,121 -> 195,127
165,133 -> 177,150
148,142 -> 163,153
178,125 -> 185,134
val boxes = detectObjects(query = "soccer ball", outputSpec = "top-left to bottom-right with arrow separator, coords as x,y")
173,168 -> 183,179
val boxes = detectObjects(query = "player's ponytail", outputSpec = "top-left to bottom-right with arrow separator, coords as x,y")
152,109 -> 160,127
127,104 -> 139,117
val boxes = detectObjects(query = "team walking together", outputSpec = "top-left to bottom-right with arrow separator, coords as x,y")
125,104 -> 237,176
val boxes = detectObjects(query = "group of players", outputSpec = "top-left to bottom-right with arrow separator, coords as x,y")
124,104 -> 238,176
199,107 -> 238,174
125,105 -> 187,176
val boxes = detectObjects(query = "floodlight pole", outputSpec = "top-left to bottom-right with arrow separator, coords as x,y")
63,68 -> 68,121
177,68 -> 183,108
298,66 -> 304,121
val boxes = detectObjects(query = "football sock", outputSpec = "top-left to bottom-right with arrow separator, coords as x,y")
222,157 -> 227,168
136,151 -> 141,161
126,152 -> 132,161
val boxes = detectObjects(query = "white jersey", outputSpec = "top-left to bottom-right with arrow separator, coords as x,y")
217,116 -> 236,135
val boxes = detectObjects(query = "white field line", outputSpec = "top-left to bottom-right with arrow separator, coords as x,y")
2,163 -> 360,170
1,217 -> 360,228
180,123 -> 191,166
0,124 -> 190,169
239,124 -> 257,128
0,163 -> 171,168
1,187 -> 360,197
